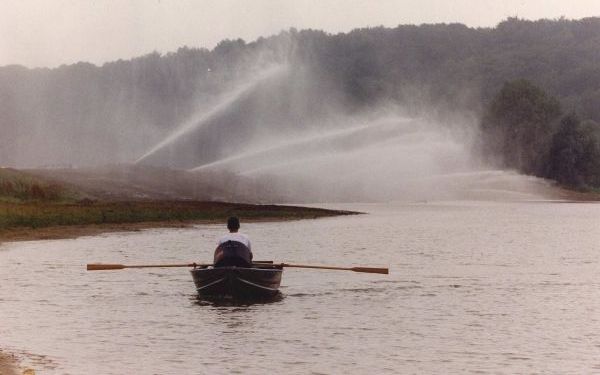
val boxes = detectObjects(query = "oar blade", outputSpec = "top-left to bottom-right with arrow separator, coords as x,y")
351,267 -> 389,274
87,263 -> 125,271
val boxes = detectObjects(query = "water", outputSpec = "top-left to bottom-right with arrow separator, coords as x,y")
189,117 -> 417,173
1,201 -> 600,374
135,65 -> 286,165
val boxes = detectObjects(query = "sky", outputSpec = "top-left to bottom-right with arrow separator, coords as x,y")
1,0 -> 600,68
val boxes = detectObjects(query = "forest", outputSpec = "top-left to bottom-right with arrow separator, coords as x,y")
1,17 -> 599,189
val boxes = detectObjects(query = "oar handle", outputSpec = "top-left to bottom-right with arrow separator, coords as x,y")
87,264 -> 125,271
351,267 -> 389,274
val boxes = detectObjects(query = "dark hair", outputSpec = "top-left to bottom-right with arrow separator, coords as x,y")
227,216 -> 240,231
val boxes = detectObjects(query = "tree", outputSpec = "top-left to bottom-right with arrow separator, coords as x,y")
547,114 -> 600,188
481,79 -> 561,175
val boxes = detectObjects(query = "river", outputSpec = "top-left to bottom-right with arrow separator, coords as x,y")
1,201 -> 599,374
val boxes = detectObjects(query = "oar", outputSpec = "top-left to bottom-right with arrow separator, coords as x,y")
87,263 -> 205,271
86,260 -> 274,271
278,263 -> 389,274
86,262 -> 388,274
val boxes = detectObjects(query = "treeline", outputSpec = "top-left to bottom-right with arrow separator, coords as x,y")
291,17 -> 600,119
481,80 -> 600,189
0,36 -> 292,166
1,17 -> 600,186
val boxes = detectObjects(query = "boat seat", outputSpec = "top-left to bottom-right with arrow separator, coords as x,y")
214,240 -> 253,268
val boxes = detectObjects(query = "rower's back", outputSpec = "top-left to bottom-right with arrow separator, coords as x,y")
214,240 -> 253,267
214,216 -> 253,267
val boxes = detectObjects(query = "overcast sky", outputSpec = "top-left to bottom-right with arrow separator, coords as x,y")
2,0 -> 600,68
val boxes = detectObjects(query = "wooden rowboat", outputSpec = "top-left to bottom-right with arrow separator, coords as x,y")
87,240 -> 385,300
191,240 -> 282,299
190,264 -> 283,299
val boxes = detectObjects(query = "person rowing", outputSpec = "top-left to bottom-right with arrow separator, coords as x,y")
214,216 -> 253,267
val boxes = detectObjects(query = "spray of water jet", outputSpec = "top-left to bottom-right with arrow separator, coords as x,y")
59,52 -> 557,202
135,65 -> 287,165
185,108 -> 557,202
189,117 -> 416,173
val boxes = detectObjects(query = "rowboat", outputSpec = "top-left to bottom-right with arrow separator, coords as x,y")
190,264 -> 283,299
87,241 -> 387,300
191,240 -> 283,299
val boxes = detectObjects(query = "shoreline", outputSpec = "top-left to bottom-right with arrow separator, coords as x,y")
0,350 -> 18,375
0,220 -> 210,244
0,209 -> 359,245
1,194 -> 598,245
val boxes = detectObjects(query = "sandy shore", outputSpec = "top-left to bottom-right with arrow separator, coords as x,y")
0,212 -> 358,245
0,350 -> 18,375
0,199 -> 358,245
0,220 -> 209,244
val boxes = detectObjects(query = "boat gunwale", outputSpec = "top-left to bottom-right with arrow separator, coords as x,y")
191,265 -> 284,272
190,266 -> 283,297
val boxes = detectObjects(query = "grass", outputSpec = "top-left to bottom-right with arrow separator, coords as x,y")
0,167 -> 80,203
0,200 -> 355,231
0,168 -> 358,240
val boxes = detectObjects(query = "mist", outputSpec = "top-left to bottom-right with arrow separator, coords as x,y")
1,24 -> 570,203
131,60 -> 554,202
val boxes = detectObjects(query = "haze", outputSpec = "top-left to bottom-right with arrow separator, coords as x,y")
2,0 -> 600,68
2,5 -> 599,202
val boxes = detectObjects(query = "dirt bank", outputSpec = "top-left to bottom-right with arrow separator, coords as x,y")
0,202 -> 359,245
0,350 -> 18,375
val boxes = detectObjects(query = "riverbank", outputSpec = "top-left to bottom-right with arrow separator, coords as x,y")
0,200 -> 358,244
0,350 -> 18,375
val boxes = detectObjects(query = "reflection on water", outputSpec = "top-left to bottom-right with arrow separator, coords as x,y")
192,292 -> 285,307
0,201 -> 599,374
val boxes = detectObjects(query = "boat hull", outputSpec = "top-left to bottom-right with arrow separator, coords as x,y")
190,266 -> 283,299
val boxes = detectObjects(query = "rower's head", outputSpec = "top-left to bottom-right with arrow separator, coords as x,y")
227,216 -> 240,232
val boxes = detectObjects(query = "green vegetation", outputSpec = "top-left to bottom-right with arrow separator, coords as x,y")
0,168 -> 355,234
0,168 -> 78,202
547,115 -> 600,188
481,79 -> 561,175
0,197 -> 353,232
4,17 -> 600,124
481,80 -> 600,190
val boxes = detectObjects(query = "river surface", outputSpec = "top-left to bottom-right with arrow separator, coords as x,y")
1,201 -> 600,374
